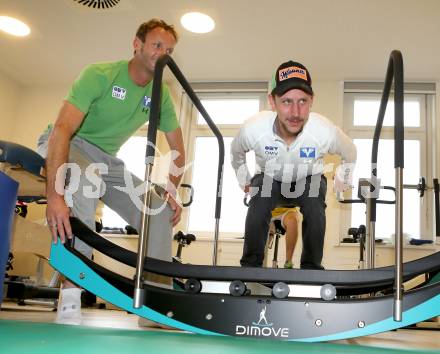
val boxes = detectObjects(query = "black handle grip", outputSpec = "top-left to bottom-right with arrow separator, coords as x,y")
434,178 -> 439,237
180,183 -> 194,207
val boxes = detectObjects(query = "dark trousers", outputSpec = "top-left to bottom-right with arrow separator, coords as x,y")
240,173 -> 327,269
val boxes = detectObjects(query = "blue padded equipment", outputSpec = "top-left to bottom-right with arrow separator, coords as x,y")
0,171 -> 19,305
0,140 -> 45,177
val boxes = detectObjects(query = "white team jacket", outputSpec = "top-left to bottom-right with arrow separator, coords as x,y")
230,111 -> 357,188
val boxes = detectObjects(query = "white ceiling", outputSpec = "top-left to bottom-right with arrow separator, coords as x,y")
1,0 -> 440,86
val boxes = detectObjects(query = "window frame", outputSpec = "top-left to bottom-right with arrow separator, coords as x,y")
341,83 -> 436,242
182,84 -> 269,239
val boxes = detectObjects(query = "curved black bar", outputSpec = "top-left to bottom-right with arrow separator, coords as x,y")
370,50 -> 404,221
434,178 -> 439,236
67,217 -> 440,290
148,55 -> 225,219
146,61 -> 164,161
370,50 -> 405,321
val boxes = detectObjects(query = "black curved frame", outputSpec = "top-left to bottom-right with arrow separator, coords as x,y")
370,50 -> 404,223
369,50 -> 404,320
148,55 -> 225,221
68,217 -> 440,293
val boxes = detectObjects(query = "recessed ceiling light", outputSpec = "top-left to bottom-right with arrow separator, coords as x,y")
180,12 -> 215,34
0,16 -> 30,37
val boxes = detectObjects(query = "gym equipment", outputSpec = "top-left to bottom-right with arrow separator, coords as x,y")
0,141 -> 59,307
0,171 -> 19,305
343,225 -> 366,269
339,179 -> 395,269
172,185 -> 196,264
229,280 -> 247,297
60,216 -> 440,293
0,139 -> 196,306
46,51 -> 440,341
272,282 -> 290,299
50,218 -> 440,340
184,278 -> 202,294
0,141 -> 45,199
173,231 -> 196,264
339,176 -> 439,270
267,220 -> 286,268
374,51 -> 404,321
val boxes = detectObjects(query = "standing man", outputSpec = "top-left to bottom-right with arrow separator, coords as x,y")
231,60 -> 356,269
37,19 -> 185,325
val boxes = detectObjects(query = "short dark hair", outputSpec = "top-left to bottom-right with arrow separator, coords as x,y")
136,18 -> 178,43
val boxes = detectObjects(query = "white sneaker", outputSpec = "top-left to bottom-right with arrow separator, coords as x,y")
56,288 -> 82,325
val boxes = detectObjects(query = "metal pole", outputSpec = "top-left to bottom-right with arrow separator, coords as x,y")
133,164 -> 153,308
365,198 -> 375,268
359,233 -> 365,270
394,167 -> 404,321
434,178 -> 440,236
212,219 -> 220,265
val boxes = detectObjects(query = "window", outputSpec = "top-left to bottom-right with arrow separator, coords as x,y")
196,98 -> 260,125
342,82 -> 436,241
183,84 -> 268,238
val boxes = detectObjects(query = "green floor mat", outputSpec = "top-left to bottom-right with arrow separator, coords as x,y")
0,319 -> 437,354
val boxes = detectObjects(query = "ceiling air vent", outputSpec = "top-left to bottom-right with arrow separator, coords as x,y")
72,0 -> 121,9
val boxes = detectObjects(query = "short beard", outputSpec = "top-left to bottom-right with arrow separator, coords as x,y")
275,117 -> 303,138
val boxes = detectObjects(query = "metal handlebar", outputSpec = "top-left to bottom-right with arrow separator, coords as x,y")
371,50 -> 404,322
133,54 -> 225,308
180,184 -> 194,207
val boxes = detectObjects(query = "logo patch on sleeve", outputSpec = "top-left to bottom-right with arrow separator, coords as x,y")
300,147 -> 316,158
112,86 -> 126,100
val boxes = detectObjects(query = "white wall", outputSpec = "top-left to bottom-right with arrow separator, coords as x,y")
0,70 -> 21,141
12,84 -> 70,149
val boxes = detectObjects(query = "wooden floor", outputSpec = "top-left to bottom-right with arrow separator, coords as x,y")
1,301 -> 439,351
